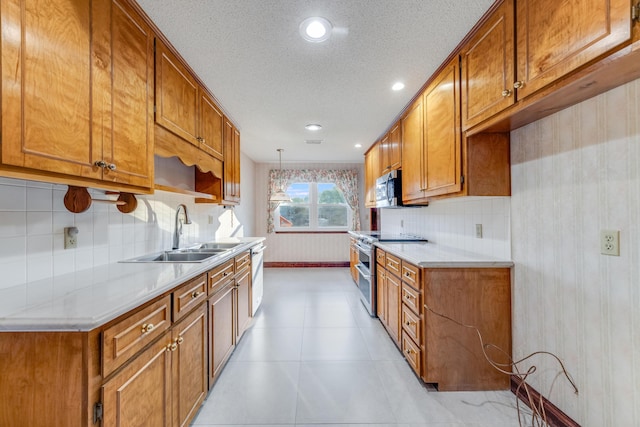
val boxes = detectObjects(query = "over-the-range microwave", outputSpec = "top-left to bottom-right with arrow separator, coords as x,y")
375,170 -> 403,208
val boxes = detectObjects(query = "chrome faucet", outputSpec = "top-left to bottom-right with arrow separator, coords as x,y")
173,204 -> 192,249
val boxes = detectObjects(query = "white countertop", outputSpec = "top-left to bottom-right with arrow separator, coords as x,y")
0,237 -> 265,332
375,242 -> 513,268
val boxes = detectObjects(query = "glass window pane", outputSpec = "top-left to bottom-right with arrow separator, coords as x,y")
286,183 -> 310,203
318,206 -> 348,227
279,205 -> 310,227
318,183 -> 346,204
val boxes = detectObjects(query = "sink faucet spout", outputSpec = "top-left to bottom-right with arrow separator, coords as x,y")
173,204 -> 192,249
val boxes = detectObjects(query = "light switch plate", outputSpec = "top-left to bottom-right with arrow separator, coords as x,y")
475,224 -> 483,238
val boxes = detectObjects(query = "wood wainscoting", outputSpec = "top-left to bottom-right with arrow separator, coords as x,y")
511,377 -> 580,427
265,262 -> 349,268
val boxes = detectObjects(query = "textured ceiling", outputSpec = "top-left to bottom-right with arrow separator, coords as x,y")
136,0 -> 495,163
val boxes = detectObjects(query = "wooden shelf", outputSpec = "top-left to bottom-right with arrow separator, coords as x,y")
154,184 -> 217,201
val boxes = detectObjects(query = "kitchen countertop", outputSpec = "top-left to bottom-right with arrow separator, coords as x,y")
375,241 -> 513,268
0,237 -> 265,332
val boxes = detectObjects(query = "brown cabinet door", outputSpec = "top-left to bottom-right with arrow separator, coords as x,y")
96,0 -> 154,188
235,267 -> 252,342
386,272 -> 401,345
208,283 -> 235,387
516,0 -> 632,99
155,39 -> 199,146
1,0 -> 100,179
376,267 -> 387,322
423,58 -> 462,197
401,97 -> 424,203
364,143 -> 380,207
222,119 -> 241,203
379,133 -> 390,173
172,304 -> 208,427
388,122 -> 402,170
102,336 -> 172,427
199,92 -> 224,160
461,0 -> 515,129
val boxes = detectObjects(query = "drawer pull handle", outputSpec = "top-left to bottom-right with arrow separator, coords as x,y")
405,294 -> 414,300
513,80 -> 524,89
405,348 -> 414,355
502,89 -> 512,97
404,272 -> 411,277
405,321 -> 415,326
223,272 -> 230,277
167,342 -> 178,352
191,291 -> 201,299
141,323 -> 154,334
177,336 -> 184,345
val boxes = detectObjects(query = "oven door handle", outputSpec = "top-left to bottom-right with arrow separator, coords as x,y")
355,243 -> 372,253
355,263 -> 371,280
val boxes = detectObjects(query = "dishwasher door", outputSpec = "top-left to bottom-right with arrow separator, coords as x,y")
251,244 -> 266,315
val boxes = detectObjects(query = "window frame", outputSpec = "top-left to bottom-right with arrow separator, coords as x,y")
274,181 -> 352,233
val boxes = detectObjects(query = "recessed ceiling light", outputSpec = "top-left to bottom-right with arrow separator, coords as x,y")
305,123 -> 322,131
300,17 -> 332,43
354,143 -> 362,148
392,82 -> 405,91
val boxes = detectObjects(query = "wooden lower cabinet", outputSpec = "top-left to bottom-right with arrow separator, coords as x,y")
235,266 -> 252,343
102,303 -> 207,427
209,282 -> 235,387
375,248 -> 512,391
349,238 -> 359,284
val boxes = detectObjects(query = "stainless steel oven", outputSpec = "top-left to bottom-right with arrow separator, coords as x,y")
354,239 -> 375,316
349,231 -> 428,317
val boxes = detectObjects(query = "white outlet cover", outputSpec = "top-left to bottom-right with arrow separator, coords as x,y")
600,229 -> 620,256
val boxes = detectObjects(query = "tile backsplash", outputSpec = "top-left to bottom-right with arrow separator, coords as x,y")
380,196 -> 511,259
0,177 -> 245,288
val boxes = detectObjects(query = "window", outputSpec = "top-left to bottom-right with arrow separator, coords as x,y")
275,182 -> 351,232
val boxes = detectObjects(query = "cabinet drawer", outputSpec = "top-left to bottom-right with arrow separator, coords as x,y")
102,295 -> 171,377
401,331 -> 422,376
385,253 -> 401,277
235,251 -> 251,273
173,274 -> 207,321
376,248 -> 386,265
401,261 -> 420,288
401,282 -> 421,314
401,303 -> 421,343
208,259 -> 234,295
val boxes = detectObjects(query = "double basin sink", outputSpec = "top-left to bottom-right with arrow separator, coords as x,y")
122,242 -> 242,263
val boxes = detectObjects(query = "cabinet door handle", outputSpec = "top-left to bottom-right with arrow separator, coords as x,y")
167,342 -> 178,352
107,163 -> 116,171
177,336 -> 184,345
513,80 -> 524,89
141,323 -> 154,334
94,160 -> 107,168
501,89 -> 512,97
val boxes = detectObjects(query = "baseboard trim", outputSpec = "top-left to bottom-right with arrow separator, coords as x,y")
511,377 -> 580,427
264,262 -> 349,268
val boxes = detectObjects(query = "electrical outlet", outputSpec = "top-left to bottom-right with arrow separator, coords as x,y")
475,224 -> 483,238
64,226 -> 79,249
600,229 -> 620,256
208,215 -> 214,224
400,219 -> 404,228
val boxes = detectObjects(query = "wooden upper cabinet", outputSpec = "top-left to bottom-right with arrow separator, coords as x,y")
95,0 -> 155,188
387,122 -> 402,170
222,119 -> 241,204
401,97 -> 424,203
155,38 -> 200,146
422,58 -> 462,197
515,0 -> 632,98
0,0 -> 154,190
199,92 -> 225,160
379,122 -> 402,173
461,0 -> 515,130
1,0 -> 97,178
364,142 -> 380,208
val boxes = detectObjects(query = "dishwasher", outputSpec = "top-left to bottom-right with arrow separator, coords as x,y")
251,243 -> 266,315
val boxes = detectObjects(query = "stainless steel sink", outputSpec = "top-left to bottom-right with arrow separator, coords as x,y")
195,242 -> 242,250
121,250 -> 222,263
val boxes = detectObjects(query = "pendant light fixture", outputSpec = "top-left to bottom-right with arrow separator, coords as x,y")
270,148 -> 292,203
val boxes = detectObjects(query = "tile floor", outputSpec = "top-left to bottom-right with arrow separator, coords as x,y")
192,268 -> 532,427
